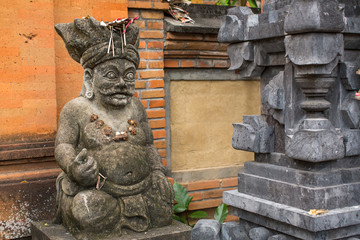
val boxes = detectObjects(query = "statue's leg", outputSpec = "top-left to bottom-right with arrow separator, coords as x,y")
71,190 -> 120,234
143,185 -> 173,228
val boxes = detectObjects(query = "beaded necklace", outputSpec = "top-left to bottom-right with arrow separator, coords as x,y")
90,113 -> 137,142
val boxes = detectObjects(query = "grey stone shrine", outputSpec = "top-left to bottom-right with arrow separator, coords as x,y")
31,17 -> 183,240
218,0 -> 360,239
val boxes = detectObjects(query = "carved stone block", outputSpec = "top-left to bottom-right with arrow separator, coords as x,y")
340,62 -> 360,90
285,129 -> 345,162
284,0 -> 344,34
343,129 -> 360,156
341,91 -> 360,128
262,71 -> 284,124
232,116 -> 274,153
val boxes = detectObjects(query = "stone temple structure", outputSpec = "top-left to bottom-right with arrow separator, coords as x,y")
218,0 -> 360,239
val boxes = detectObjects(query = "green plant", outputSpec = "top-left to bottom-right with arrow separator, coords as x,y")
214,203 -> 228,224
173,181 -> 209,225
216,0 -> 258,7
172,181 -> 229,225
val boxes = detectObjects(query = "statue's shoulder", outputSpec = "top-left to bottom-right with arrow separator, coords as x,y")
60,97 -> 88,117
131,96 -> 145,109
130,97 -> 148,121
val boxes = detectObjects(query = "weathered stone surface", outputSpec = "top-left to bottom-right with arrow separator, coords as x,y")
249,227 -> 271,240
341,92 -> 360,128
232,116 -> 274,153
218,7 -> 286,43
284,0 -> 344,34
340,62 -> 360,90
227,42 -> 254,71
239,172 -> 360,210
262,71 -> 284,124
285,34 -> 343,67
218,15 -> 245,43
221,221 -> 250,240
219,0 -> 360,239
255,39 -> 285,67
343,130 -> 360,156
31,220 -> 192,240
268,234 -> 293,240
285,130 -> 345,162
164,5 -> 232,35
224,190 -> 360,235
53,17 -> 174,239
192,219 -> 221,240
262,0 -> 292,12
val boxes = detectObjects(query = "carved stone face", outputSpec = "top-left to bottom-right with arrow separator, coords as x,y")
91,58 -> 136,107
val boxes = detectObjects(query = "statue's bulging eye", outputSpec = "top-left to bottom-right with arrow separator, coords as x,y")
105,71 -> 117,79
125,72 -> 134,80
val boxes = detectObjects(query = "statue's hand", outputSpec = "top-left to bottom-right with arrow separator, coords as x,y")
152,170 -> 174,204
71,148 -> 99,187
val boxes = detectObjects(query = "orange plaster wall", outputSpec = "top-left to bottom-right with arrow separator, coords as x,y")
0,0 -> 129,145
0,0 -> 57,144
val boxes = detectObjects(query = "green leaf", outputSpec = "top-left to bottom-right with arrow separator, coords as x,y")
214,203 -> 228,224
185,195 -> 193,208
174,204 -> 187,213
231,0 -> 238,6
173,181 -> 192,209
173,214 -> 187,224
188,211 -> 209,219
248,0 -> 258,8
216,0 -> 227,5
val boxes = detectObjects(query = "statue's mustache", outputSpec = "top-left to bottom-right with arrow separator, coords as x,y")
98,88 -> 132,96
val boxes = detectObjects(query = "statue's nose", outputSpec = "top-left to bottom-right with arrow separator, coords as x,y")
114,77 -> 126,87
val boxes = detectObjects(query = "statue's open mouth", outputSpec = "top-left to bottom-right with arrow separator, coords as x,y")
111,93 -> 127,99
99,89 -> 131,97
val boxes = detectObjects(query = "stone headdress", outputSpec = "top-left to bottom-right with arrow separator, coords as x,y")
55,17 -> 139,69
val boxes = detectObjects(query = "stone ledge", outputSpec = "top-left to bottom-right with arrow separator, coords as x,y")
31,220 -> 192,240
223,190 -> 360,233
164,5 -> 232,35
172,165 -> 243,182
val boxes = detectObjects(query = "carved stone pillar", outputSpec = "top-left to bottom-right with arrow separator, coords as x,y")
284,0 -> 345,162
218,0 -> 360,239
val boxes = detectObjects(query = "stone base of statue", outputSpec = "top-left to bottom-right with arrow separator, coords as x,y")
31,220 -> 192,240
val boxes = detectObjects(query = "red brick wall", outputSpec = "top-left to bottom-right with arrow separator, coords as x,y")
128,5 -> 169,166
164,32 -> 230,69
169,177 -> 239,221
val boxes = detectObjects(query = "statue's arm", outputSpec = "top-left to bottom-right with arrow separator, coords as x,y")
54,103 -> 79,178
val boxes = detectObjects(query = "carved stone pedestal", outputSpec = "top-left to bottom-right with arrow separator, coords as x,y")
218,0 -> 360,239
31,221 -> 192,240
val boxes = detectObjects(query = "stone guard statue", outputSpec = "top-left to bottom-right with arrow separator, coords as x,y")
53,17 -> 174,239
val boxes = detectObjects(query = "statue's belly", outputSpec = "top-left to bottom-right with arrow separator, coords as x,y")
90,143 -> 150,186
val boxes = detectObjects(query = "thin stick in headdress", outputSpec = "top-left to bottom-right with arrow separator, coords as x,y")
111,28 -> 115,56
123,24 -> 127,46
120,27 -> 124,54
101,17 -> 139,55
107,26 -> 113,54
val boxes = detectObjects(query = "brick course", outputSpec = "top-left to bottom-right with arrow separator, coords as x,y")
175,177 -> 239,214
164,33 -> 230,69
